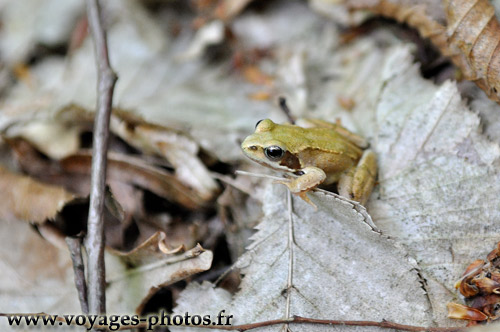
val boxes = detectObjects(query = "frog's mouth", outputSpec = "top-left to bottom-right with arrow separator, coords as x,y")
242,146 -> 301,174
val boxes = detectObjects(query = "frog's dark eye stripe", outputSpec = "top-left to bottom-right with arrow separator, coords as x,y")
264,146 -> 284,161
255,119 -> 264,129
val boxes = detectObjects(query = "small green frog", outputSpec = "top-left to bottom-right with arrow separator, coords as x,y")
241,119 -> 377,206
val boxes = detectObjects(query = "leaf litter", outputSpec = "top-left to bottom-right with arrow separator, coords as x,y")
0,0 -> 500,330
174,186 -> 433,331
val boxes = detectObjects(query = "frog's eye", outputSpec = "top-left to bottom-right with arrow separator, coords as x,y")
255,119 -> 264,129
264,146 -> 284,161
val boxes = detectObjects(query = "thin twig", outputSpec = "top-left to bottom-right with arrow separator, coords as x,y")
65,236 -> 89,314
85,0 -> 118,316
0,312 -> 469,332
278,97 -> 295,124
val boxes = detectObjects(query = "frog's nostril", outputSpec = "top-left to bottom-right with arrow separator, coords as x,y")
249,146 -> 258,150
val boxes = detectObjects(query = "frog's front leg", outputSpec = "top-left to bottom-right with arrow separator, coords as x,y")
338,150 -> 377,205
276,166 -> 326,206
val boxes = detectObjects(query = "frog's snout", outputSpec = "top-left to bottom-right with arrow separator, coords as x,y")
241,135 -> 257,151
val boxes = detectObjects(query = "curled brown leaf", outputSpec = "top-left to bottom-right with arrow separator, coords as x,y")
0,166 -> 75,224
347,0 -> 500,103
444,0 -> 500,102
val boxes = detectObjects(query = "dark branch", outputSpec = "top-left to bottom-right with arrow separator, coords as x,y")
85,0 -> 118,316
278,96 -> 295,124
66,236 -> 88,314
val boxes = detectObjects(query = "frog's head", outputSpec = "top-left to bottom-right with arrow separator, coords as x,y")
241,119 -> 301,173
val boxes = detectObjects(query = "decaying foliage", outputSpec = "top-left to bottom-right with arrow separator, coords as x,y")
449,242 -> 500,325
2,0 -> 500,329
0,165 -> 76,223
174,186 -> 433,330
444,0 -> 500,102
347,0 -> 500,103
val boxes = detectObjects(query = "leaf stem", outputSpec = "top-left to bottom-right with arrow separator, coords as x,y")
282,190 -> 295,332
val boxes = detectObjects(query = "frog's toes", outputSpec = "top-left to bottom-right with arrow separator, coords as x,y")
297,192 -> 317,209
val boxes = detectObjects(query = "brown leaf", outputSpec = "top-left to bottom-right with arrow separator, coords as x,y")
347,0 -> 500,104
444,0 -> 500,102
346,0 -> 453,65
447,302 -> 489,321
0,166 -> 75,223
60,151 -> 208,209
108,110 -> 219,202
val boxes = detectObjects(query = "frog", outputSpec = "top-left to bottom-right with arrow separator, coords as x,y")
241,118 -> 377,206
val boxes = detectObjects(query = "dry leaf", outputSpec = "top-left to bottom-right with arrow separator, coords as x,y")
274,24 -> 500,322
61,151 -> 210,210
108,110 -> 219,202
176,8 -> 500,328
0,165 -> 75,223
108,231 -> 186,266
173,186 -> 433,331
3,118 -> 81,159
4,106 -> 220,203
0,0 -> 271,163
345,0 -> 500,104
107,239 -> 213,314
444,0 -> 500,102
447,302 -> 488,321
2,1 -> 500,328
449,242 -> 500,322
6,132 -> 211,210
367,55 -> 500,325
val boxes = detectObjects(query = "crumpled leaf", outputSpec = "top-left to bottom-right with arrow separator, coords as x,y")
4,106 -> 220,203
108,110 -> 220,202
173,185 -> 433,331
61,151 -> 210,209
0,165 -> 75,223
106,235 -> 213,314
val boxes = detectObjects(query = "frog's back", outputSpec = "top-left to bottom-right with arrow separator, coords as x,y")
275,125 -> 363,159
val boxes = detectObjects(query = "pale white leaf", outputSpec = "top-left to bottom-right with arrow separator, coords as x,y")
173,185 -> 433,331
